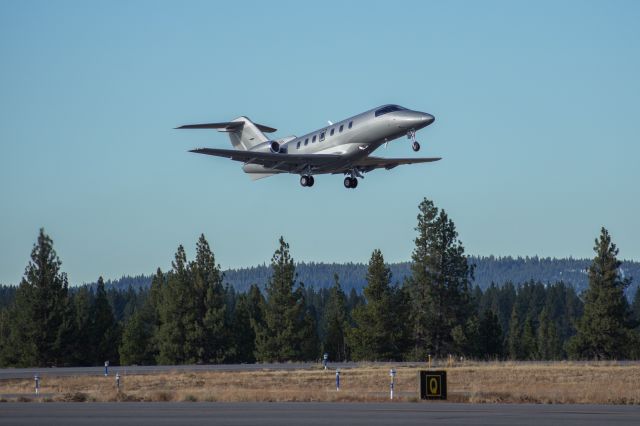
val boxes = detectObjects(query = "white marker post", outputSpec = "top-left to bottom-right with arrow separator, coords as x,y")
336,369 -> 340,391
389,369 -> 396,400
115,373 -> 120,392
34,375 -> 40,396
104,361 -> 109,377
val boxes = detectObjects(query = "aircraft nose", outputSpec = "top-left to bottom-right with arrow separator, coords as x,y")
421,113 -> 435,126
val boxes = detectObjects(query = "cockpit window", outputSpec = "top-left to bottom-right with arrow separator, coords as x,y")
375,105 -> 405,117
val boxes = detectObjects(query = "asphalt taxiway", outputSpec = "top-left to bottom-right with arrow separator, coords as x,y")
1,402 -> 639,426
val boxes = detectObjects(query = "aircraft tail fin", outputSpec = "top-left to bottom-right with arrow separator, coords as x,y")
226,117 -> 271,150
176,117 -> 277,151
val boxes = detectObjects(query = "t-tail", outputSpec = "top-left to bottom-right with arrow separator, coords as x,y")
175,116 -> 277,151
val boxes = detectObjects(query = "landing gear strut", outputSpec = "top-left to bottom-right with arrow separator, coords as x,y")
407,129 -> 420,152
300,175 -> 315,187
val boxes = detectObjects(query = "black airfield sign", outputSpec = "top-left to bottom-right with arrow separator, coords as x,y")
419,370 -> 447,400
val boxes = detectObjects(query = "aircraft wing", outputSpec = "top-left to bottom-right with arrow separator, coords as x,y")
190,148 -> 343,172
334,156 -> 442,173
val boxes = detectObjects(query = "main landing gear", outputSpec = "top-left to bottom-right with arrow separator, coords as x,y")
300,175 -> 315,187
343,177 -> 358,189
407,129 -> 420,152
344,168 -> 363,189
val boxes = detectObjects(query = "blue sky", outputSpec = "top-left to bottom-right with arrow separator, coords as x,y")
1,0 -> 639,285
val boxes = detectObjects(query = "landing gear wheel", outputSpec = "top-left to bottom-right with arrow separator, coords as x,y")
300,175 -> 309,187
307,176 -> 315,187
412,141 -> 421,152
344,177 -> 358,189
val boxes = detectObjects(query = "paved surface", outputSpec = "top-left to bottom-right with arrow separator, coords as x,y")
1,402 -> 639,426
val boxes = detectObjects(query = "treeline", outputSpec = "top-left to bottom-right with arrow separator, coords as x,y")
76,257 -> 640,297
1,198 -> 639,367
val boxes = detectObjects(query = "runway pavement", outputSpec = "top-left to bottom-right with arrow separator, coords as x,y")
1,402 -> 638,426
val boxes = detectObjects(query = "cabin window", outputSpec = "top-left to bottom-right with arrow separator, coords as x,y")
296,141 -> 301,149
330,128 -> 334,136
339,124 -> 344,132
348,121 -> 353,129
312,135 -> 316,142
304,138 -> 309,146
320,131 -> 325,141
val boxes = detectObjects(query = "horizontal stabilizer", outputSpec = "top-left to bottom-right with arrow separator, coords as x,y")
175,122 -> 277,133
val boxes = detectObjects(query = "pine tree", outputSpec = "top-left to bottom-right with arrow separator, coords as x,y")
230,292 -> 256,363
346,287 -> 363,317
406,198 -> 473,359
0,308 -> 10,365
568,228 -> 634,359
92,277 -> 120,364
156,245 -> 196,364
631,288 -> 640,330
536,307 -> 562,360
119,269 -> 163,365
323,274 -> 348,361
507,305 -> 521,360
245,284 -> 265,362
193,235 -> 228,363
348,249 -> 403,361
298,306 -> 320,360
254,237 -> 312,361
2,229 -> 73,366
119,303 -> 155,365
478,310 -> 503,359
521,315 -> 537,360
72,287 -> 94,365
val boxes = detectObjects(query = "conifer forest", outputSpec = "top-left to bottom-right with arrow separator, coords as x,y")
1,198 -> 639,367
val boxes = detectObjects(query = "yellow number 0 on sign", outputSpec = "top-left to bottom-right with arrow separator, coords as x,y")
429,377 -> 439,394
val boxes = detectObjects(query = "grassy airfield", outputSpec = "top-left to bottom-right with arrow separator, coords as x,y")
1,362 -> 639,404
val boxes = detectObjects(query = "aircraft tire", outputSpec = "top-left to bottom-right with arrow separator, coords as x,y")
343,177 -> 351,188
308,176 -> 315,187
300,176 -> 309,187
412,141 -> 421,152
351,178 -> 358,188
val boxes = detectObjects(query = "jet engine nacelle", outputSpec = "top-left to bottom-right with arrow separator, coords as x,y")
249,140 -> 289,154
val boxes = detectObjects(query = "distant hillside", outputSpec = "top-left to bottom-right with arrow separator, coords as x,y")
100,256 -> 640,296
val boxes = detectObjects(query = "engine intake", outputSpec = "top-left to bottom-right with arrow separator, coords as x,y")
270,141 -> 281,153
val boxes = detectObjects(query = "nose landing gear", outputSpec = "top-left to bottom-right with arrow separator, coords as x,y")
407,129 -> 420,152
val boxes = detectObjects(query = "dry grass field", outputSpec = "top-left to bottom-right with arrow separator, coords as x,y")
1,362 -> 639,404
